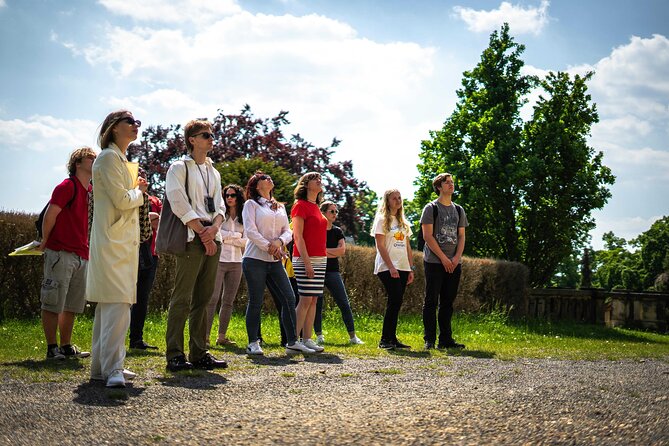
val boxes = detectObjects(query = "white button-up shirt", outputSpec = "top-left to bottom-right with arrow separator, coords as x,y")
242,198 -> 292,262
219,215 -> 246,263
165,156 -> 226,242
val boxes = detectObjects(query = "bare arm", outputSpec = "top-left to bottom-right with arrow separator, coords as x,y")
327,238 -> 346,258
375,233 -> 399,278
37,204 -> 62,250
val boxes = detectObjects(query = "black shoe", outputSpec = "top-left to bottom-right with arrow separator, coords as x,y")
166,355 -> 193,372
130,340 -> 158,350
192,353 -> 228,370
393,339 -> 411,349
59,344 -> 90,358
378,340 -> 395,350
424,342 -> 435,350
438,341 -> 466,349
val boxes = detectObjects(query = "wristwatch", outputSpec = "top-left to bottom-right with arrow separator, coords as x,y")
410,265 -> 416,271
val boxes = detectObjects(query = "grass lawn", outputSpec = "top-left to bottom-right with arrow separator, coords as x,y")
1,310 -> 668,382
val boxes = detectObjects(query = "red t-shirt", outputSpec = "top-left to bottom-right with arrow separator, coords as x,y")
45,177 -> 91,259
148,195 -> 163,256
291,200 -> 327,257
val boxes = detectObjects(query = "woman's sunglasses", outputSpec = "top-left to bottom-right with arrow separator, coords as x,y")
224,193 -> 237,198
120,117 -> 141,127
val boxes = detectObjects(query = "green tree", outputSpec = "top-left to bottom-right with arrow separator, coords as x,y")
216,157 -> 296,208
591,233 -> 643,291
633,216 -> 669,288
414,24 -> 614,286
353,189 -> 378,247
520,71 -> 615,285
415,23 -> 536,261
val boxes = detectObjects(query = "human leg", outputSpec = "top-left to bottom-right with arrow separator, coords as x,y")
130,258 -> 158,346
217,262 -> 242,341
188,241 -> 221,363
266,261 -> 298,345
98,302 -> 131,378
205,262 -> 226,344
165,242 -> 206,361
325,271 -> 356,334
422,261 -> 444,345
90,303 -> 102,377
266,275 -> 288,346
437,264 -> 462,346
378,270 -> 408,344
313,294 -> 324,336
243,257 -> 268,344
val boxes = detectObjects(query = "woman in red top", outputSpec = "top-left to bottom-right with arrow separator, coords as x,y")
291,172 -> 328,353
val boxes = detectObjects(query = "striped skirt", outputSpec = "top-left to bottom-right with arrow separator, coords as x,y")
292,256 -> 327,297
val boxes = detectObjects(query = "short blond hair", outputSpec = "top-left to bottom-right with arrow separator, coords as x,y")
67,146 -> 96,176
184,119 -> 212,153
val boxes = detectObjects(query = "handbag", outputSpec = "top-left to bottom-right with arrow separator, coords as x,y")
155,162 -> 190,255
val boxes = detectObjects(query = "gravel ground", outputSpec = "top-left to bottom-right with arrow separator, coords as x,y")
1,353 -> 668,445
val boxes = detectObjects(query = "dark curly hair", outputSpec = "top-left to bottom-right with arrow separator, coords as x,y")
223,184 -> 245,224
246,171 -> 279,210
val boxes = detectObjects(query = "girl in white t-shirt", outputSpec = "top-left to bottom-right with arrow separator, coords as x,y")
373,189 -> 414,350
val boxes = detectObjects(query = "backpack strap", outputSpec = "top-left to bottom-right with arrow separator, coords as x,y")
430,201 -> 438,239
65,176 -> 78,208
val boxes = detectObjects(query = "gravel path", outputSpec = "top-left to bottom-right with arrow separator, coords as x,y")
1,353 -> 668,445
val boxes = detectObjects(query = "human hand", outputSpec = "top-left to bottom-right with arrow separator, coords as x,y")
389,266 -> 399,279
204,239 -> 217,256
306,262 -> 315,278
407,271 -> 415,285
441,257 -> 454,273
199,226 -> 217,244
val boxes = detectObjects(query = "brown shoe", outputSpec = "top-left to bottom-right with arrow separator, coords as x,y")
216,338 -> 237,346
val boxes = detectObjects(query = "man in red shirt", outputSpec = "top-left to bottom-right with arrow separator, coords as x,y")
38,147 -> 96,360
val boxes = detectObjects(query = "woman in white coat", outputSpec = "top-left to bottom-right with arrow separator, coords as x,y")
87,110 -> 148,388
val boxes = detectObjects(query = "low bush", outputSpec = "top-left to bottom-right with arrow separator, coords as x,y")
0,211 -> 529,319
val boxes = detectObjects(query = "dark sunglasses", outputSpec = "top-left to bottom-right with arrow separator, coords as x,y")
224,193 -> 237,198
328,209 -> 338,214
258,174 -> 272,181
120,117 -> 141,127
193,132 -> 215,140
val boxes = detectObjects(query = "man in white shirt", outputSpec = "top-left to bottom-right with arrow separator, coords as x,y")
164,119 -> 228,371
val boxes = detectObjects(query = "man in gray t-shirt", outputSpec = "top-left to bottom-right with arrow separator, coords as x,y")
419,173 -> 469,350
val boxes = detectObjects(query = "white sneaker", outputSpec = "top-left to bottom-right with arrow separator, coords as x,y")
285,340 -> 315,355
303,338 -> 324,352
91,369 -> 136,382
316,334 -> 325,345
246,341 -> 264,355
349,336 -> 365,345
106,369 -> 125,388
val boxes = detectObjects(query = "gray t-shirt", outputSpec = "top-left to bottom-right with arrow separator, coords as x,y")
420,201 -> 468,263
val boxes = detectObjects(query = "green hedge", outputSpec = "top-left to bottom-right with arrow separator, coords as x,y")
0,211 -> 528,320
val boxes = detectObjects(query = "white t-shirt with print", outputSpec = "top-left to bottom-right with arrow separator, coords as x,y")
373,216 -> 413,274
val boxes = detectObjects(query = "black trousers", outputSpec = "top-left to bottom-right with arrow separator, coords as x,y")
377,270 -> 409,342
129,254 -> 159,344
422,262 -> 462,345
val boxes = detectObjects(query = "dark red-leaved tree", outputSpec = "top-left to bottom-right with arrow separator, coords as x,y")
128,104 -> 370,239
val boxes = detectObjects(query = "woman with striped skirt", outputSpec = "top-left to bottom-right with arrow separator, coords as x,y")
291,172 -> 328,353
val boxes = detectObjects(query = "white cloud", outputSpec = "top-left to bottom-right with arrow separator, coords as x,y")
105,89 -> 213,125
0,116 -> 99,153
590,215 -> 663,249
98,0 -> 241,24
0,0 -> 6,9
452,0 -> 550,35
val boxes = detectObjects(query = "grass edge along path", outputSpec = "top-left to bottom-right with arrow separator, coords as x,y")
1,311 -> 668,383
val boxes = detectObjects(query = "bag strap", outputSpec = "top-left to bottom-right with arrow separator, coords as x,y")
65,176 -> 77,208
430,201 -> 438,238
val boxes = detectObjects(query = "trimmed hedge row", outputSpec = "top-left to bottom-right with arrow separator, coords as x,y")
0,211 -> 528,320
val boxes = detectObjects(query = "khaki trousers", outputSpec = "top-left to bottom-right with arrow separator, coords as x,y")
165,238 -> 221,362
90,302 -> 131,379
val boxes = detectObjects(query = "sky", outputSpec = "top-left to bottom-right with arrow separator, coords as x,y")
0,0 -> 667,250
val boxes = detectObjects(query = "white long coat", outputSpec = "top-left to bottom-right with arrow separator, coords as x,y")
86,143 -> 144,304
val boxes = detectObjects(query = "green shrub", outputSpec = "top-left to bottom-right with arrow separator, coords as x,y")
0,211 -> 529,319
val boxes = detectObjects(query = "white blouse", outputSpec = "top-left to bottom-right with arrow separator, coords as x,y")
241,198 -> 293,262
219,215 -> 247,263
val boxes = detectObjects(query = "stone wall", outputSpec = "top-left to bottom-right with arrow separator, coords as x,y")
527,288 -> 668,332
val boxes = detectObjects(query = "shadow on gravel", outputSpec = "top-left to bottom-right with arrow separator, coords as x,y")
73,381 -> 146,407
304,353 -> 343,364
443,349 -> 495,359
4,359 -> 85,372
248,356 -> 301,366
157,371 -> 228,390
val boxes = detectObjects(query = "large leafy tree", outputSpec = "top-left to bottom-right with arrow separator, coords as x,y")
216,157 -> 296,207
128,105 -> 370,239
414,24 -> 614,286
634,216 -> 669,289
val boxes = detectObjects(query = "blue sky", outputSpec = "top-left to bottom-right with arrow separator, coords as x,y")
1,0 -> 667,249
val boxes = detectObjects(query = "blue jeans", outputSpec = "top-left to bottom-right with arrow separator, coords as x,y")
242,257 -> 297,345
314,271 -> 355,334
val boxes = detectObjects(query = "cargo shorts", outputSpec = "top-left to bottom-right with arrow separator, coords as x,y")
40,248 -> 87,314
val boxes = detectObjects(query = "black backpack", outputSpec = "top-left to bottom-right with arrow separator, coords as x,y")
35,177 -> 77,240
416,201 -> 463,251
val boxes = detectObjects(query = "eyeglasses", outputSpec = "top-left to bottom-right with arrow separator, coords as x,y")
120,117 -> 141,127
328,209 -> 338,214
193,132 -> 214,140
224,193 -> 237,198
258,175 -> 272,181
